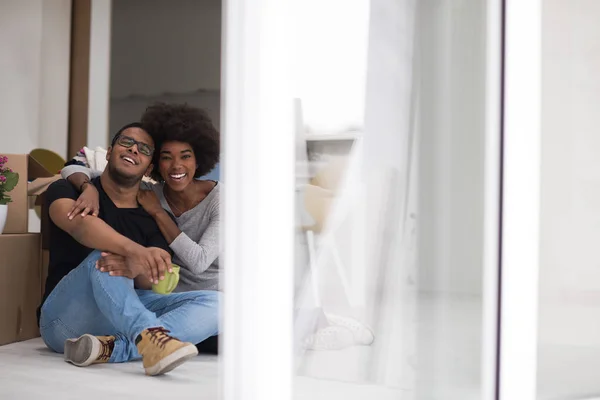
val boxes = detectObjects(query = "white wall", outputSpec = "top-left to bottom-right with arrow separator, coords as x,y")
538,0 -> 600,346
536,4 -> 600,398
540,0 -> 600,300
0,0 -> 71,158
0,0 -> 71,233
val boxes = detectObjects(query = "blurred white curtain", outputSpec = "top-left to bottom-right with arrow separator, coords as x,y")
361,0 -> 418,389
291,0 -> 418,392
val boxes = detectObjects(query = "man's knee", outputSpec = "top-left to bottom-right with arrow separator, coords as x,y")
81,250 -> 103,269
40,319 -> 74,354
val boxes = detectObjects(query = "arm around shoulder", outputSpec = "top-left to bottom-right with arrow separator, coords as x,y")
47,180 -> 141,256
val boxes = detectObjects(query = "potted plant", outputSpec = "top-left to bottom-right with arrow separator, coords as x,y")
0,155 -> 19,233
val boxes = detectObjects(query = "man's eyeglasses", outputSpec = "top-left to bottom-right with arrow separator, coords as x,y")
114,135 -> 154,157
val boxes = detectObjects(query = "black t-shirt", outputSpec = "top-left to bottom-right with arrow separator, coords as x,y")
38,177 -> 172,322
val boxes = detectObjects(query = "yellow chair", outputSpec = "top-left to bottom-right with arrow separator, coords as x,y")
30,148 -> 66,175
29,149 -> 66,219
299,158 -> 353,307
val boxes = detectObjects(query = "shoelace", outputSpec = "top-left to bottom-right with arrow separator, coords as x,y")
98,338 -> 115,362
146,327 -> 175,349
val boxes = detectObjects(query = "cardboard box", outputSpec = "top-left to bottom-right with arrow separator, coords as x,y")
29,176 -> 62,249
0,234 -> 41,345
3,154 -> 56,234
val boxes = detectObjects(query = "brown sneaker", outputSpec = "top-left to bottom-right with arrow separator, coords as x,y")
64,334 -> 115,367
136,327 -> 198,376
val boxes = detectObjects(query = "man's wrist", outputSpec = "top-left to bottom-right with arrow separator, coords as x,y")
123,240 -> 143,256
150,208 -> 166,218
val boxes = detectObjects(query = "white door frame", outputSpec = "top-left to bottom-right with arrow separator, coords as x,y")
498,0 -> 542,399
219,0 -> 541,398
481,0 -> 503,398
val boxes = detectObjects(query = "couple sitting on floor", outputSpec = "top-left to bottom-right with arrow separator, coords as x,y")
38,103 -> 221,376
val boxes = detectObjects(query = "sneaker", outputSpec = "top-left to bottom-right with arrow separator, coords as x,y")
325,313 -> 375,346
64,334 -> 115,367
302,326 -> 355,351
136,327 -> 198,376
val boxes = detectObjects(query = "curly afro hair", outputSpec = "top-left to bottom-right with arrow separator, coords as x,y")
140,102 -> 220,182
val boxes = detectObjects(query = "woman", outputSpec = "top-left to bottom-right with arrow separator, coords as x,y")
63,103 -> 373,352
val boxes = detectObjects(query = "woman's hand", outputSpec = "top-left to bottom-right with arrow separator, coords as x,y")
137,190 -> 163,215
67,183 -> 100,220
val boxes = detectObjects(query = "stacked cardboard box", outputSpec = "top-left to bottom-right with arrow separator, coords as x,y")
0,154 -> 60,346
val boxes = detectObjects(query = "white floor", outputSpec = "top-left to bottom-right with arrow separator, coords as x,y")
0,338 -> 220,399
3,294 -> 598,399
537,296 -> 600,400
538,344 -> 600,400
0,338 -> 403,400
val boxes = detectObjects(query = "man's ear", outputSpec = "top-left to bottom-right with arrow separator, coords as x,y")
106,146 -> 112,161
145,164 -> 153,177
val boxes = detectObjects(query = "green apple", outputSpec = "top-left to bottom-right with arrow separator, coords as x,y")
151,264 -> 180,295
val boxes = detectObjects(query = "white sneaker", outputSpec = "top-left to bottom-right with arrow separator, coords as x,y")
303,326 -> 355,351
325,313 -> 375,346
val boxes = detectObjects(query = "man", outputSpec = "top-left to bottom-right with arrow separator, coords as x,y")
38,123 -> 220,376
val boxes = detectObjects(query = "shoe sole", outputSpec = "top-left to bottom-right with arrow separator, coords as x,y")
145,344 -> 198,376
325,314 -> 375,346
64,334 -> 98,367
303,327 -> 355,351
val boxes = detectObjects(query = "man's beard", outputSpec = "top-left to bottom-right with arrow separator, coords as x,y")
107,161 -> 143,188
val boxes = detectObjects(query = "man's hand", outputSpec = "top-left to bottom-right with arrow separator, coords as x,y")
98,247 -> 173,284
68,184 -> 100,220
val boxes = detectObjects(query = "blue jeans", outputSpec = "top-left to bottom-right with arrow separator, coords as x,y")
39,250 -> 221,363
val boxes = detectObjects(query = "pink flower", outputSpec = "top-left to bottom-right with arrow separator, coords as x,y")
0,175 -> 6,183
